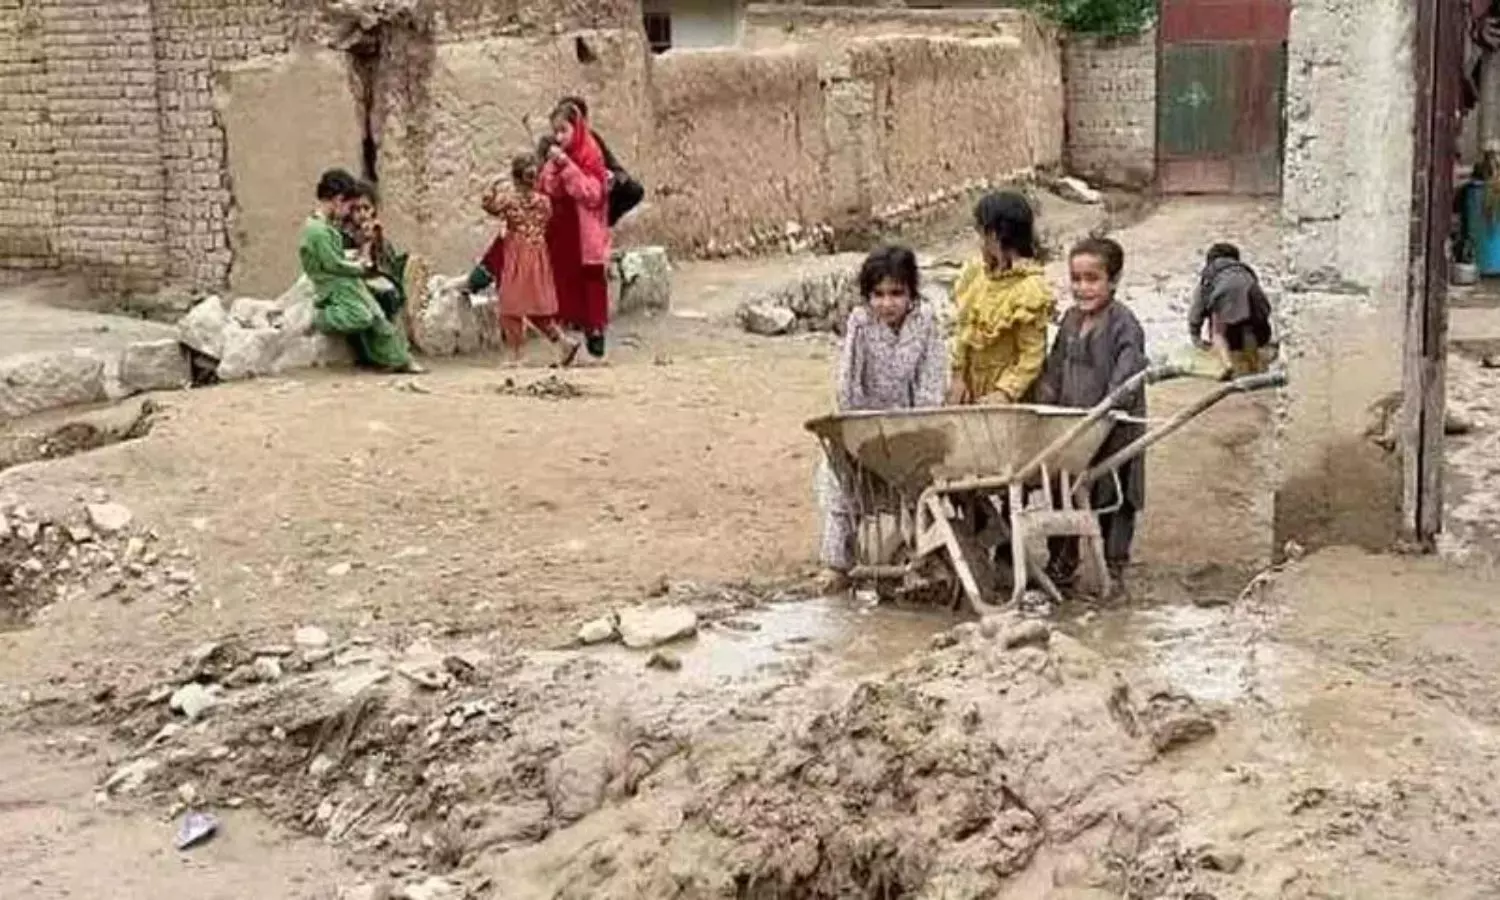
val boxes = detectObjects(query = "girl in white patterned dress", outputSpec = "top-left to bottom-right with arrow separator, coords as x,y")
816,245 -> 950,593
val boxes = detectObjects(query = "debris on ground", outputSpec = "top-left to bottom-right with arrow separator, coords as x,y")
174,811 -> 219,850
1048,174 -> 1104,205
0,499 -> 193,626
493,376 -> 583,401
739,303 -> 797,337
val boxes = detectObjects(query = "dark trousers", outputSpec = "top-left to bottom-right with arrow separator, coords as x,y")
1048,502 -> 1137,582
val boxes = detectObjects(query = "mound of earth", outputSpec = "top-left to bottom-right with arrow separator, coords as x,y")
492,615 -> 1231,899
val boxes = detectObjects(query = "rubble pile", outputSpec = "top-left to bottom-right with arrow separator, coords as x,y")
176,278 -> 356,383
497,614 -> 1234,899
0,499 -> 197,626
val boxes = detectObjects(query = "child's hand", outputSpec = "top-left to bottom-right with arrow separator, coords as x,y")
547,144 -> 566,163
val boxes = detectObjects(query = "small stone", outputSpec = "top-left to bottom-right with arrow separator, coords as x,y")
1052,174 -> 1103,204
340,882 -> 394,900
326,562 -> 353,578
646,651 -> 682,671
294,626 -> 331,648
177,782 -> 199,805
168,683 -> 217,721
616,606 -> 698,649
739,303 -> 797,336
85,502 -> 134,535
253,656 -> 284,682
308,754 -> 336,778
1445,410 -> 1476,435
576,616 -> 618,645
105,757 -> 160,794
67,524 -> 94,543
398,877 -> 459,900
1198,846 -> 1245,874
1001,621 -> 1052,650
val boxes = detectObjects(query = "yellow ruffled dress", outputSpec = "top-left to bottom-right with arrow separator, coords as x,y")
950,258 -> 1055,402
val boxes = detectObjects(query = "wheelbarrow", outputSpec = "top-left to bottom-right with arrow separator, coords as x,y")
805,366 -> 1287,615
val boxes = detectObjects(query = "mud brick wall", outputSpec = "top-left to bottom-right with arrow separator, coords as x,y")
848,26 -> 1064,212
639,48 -> 836,256
39,0 -> 167,292
0,0 -> 55,281
1064,31 -> 1156,188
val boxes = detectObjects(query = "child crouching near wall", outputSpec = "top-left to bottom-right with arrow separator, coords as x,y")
816,245 -> 949,593
1033,236 -> 1148,590
481,152 -> 582,367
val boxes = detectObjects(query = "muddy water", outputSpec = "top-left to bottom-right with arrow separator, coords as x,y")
590,595 -> 954,687
1078,602 -> 1273,705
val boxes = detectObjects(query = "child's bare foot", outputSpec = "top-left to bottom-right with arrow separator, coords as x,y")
396,360 -> 426,375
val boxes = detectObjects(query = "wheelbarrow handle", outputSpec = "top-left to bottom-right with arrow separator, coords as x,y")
1072,368 -> 1289,500
1011,363 -> 1181,485
1229,371 -> 1287,393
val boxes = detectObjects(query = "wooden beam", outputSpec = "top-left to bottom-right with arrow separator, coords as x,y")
1403,0 -> 1464,544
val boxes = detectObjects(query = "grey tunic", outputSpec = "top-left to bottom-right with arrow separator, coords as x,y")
1034,301 -> 1147,511
1187,258 -> 1273,349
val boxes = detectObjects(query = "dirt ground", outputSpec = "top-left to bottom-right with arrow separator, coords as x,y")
4,197 -> 1494,899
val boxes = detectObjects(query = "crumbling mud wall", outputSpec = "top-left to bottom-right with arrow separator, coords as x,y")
0,0 -> 1064,298
1064,30 -> 1157,188
1275,0 -> 1414,550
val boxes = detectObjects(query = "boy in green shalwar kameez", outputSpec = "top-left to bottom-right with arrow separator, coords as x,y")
299,168 -> 424,374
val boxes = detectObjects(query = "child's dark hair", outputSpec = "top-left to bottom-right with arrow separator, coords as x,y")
354,179 -> 378,205
858,244 -> 920,300
974,191 -> 1037,258
511,152 -> 540,185
1206,242 -> 1241,263
1070,236 -> 1125,281
315,168 -> 360,201
559,95 -> 589,118
551,98 -> 585,125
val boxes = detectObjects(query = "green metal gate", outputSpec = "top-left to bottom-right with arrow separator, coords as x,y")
1157,0 -> 1290,195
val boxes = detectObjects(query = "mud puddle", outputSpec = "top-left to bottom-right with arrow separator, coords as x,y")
1077,601 -> 1273,706
588,595 -> 954,687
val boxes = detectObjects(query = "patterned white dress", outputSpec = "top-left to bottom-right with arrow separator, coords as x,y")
817,303 -> 949,570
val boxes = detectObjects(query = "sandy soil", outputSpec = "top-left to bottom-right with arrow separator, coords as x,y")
0,197 -> 1491,899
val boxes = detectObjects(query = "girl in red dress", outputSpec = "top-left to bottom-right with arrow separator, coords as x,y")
540,100 -> 612,361
481,153 -> 581,367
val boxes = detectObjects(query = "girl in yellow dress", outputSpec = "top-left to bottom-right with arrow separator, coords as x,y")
947,191 -> 1055,405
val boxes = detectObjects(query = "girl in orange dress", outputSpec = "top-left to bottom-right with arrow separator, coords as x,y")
481,153 -> 582,367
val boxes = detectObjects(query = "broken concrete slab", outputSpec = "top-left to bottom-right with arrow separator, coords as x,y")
216,322 -> 283,382
0,349 -> 109,419
118,339 -> 190,393
413,276 -> 500,357
178,296 -> 230,359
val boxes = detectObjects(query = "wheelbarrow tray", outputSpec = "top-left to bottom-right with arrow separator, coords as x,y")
805,403 -> 1120,495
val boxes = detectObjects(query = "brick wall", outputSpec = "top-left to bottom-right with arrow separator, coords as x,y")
0,0 -> 55,280
42,0 -> 168,292
1064,30 -> 1156,188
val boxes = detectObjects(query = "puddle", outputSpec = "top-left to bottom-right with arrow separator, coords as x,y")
587,596 -> 955,687
1080,603 -> 1261,705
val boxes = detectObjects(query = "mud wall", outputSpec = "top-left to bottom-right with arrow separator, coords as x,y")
1064,31 -> 1156,188
1275,0 -> 1414,549
0,0 -> 1063,299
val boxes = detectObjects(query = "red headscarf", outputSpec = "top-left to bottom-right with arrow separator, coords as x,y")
560,105 -> 610,185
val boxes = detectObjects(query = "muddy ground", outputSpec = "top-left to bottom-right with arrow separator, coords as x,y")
3,198 -> 1496,899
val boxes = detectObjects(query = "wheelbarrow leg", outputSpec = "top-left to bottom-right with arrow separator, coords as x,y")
1008,483 -> 1029,606
922,493 -> 1002,616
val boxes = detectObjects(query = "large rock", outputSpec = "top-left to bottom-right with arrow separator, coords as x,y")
229,296 -> 280,329
609,246 -> 671,316
216,322 -> 281,381
0,349 -> 109,418
738,303 -> 797,337
413,276 -> 498,356
119,339 -> 190,393
178,295 -> 230,359
272,278 -> 354,372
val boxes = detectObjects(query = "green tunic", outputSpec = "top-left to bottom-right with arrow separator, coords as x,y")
298,215 -> 411,369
